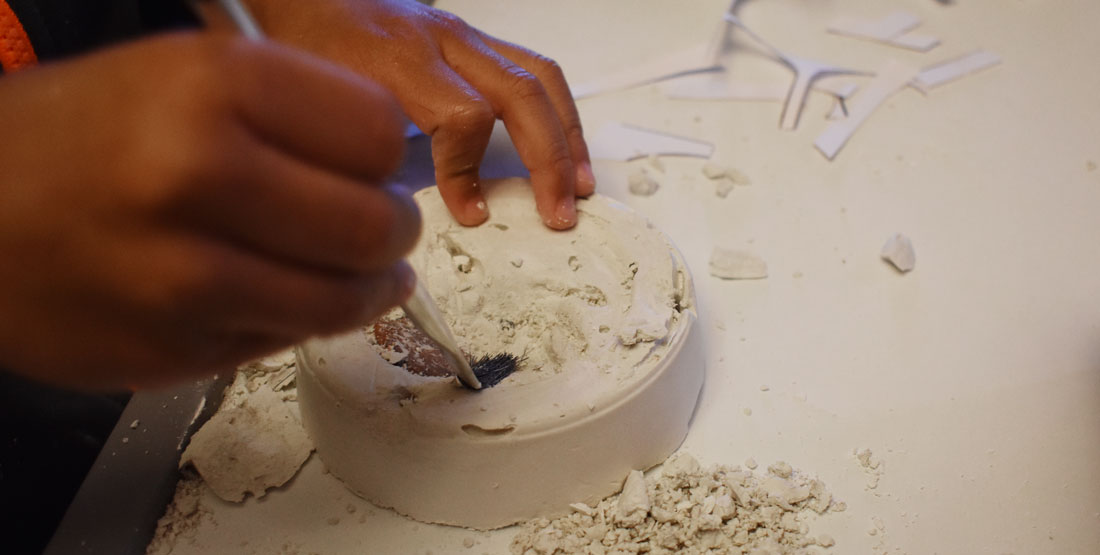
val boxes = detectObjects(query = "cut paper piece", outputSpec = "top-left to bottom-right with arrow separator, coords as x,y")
911,50 -> 1001,92
709,247 -> 767,280
814,60 -> 919,160
891,32 -> 941,52
725,14 -> 867,130
571,18 -> 731,99
827,11 -> 939,52
828,11 -> 921,41
588,122 -> 714,161
881,233 -> 915,272
661,73 -> 859,103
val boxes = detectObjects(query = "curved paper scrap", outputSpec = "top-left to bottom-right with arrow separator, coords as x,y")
588,122 -> 714,161
571,17 -> 731,100
814,60 -> 919,160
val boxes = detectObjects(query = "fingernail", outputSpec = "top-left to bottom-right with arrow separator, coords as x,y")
546,197 -> 576,229
467,197 -> 489,224
575,161 -> 596,194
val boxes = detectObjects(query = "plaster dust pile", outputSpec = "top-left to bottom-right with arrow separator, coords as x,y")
294,178 -> 704,529
512,454 -> 840,554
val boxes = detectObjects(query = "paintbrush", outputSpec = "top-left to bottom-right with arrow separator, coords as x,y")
190,0 -> 518,390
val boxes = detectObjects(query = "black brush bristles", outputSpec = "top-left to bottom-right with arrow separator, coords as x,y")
468,353 -> 521,389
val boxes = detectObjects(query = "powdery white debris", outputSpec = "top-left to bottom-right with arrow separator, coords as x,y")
627,170 -> 660,197
880,233 -> 915,272
146,478 -> 211,555
854,448 -> 886,493
511,453 -> 840,554
130,419 -> 140,429
760,385 -> 770,392
709,248 -> 768,280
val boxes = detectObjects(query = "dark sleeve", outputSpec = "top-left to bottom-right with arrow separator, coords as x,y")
5,0 -> 198,63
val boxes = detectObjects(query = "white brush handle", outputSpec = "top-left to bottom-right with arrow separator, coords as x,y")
401,279 -> 481,390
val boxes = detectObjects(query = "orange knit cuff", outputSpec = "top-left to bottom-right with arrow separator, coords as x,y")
0,0 -> 37,72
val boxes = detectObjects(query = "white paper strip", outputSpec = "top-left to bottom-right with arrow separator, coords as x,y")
814,60 -> 919,160
828,11 -> 921,41
588,122 -> 715,161
827,11 -> 939,51
891,32 -> 941,52
571,16 -> 732,100
911,50 -> 1002,92
661,74 -> 859,102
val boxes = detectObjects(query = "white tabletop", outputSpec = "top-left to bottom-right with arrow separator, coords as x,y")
158,1 -> 1100,553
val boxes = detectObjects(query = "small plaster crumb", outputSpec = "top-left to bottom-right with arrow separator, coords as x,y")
768,461 -> 793,479
743,408 -> 753,416
745,457 -> 758,470
818,533 -> 836,547
463,537 -> 476,548
569,502 -> 596,516
327,516 -> 341,526
346,504 -> 357,514
510,257 -> 523,268
627,170 -> 660,197
122,437 -> 129,444
702,162 -> 726,179
715,180 -> 734,198
709,247 -> 768,280
760,384 -> 770,392
881,233 -> 915,272
454,254 -> 473,273
648,154 -> 666,173
130,419 -> 140,429
567,255 -> 581,271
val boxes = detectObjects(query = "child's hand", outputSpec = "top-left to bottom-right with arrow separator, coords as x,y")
0,34 -> 418,390
243,0 -> 595,229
